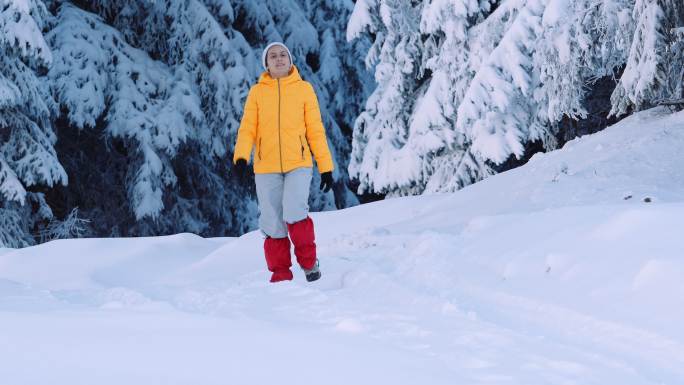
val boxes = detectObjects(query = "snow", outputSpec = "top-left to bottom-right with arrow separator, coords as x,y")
1,107 -> 684,383
0,157 -> 26,203
347,0 -> 374,42
0,73 -> 21,108
456,0 -> 546,165
0,0 -> 52,66
542,0 -> 571,26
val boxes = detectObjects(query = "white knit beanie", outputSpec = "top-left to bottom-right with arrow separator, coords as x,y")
262,42 -> 293,71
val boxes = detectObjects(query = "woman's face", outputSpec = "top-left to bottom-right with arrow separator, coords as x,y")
266,45 -> 291,78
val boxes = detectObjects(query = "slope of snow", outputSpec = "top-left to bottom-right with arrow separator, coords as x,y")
1,107 -> 683,384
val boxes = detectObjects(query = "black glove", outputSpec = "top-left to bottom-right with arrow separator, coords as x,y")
320,171 -> 333,193
233,158 -> 249,183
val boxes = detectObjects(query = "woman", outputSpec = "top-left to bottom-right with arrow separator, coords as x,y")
233,42 -> 335,283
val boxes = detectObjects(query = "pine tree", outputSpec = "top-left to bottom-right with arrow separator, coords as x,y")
44,0 -> 367,239
416,0 -> 498,193
348,0 -> 667,197
347,0 -> 426,196
46,0 -> 257,237
0,0 -> 67,247
666,5 -> 684,103
611,0 -> 684,115
6,0 -> 678,245
456,0 -> 553,165
48,3 -> 198,220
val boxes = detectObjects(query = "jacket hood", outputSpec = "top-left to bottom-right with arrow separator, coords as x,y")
258,65 -> 302,86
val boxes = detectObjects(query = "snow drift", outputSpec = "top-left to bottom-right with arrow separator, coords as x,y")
1,107 -> 683,384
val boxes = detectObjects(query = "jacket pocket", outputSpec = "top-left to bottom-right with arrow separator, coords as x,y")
258,137 -> 262,160
299,135 -> 305,160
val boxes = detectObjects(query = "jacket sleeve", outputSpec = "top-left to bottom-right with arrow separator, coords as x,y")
233,86 -> 258,163
303,82 -> 334,173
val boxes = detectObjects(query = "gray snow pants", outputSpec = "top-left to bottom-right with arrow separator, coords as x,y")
255,167 -> 312,238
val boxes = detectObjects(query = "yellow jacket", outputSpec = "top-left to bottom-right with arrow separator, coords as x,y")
233,65 -> 334,174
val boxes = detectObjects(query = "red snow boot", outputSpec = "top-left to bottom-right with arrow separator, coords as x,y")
264,237 -> 293,282
287,216 -> 317,271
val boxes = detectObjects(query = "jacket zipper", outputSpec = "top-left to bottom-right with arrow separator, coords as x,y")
258,138 -> 262,160
299,135 -> 305,160
277,78 -> 283,173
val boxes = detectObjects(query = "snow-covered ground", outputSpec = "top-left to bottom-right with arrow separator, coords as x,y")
1,107 -> 683,384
